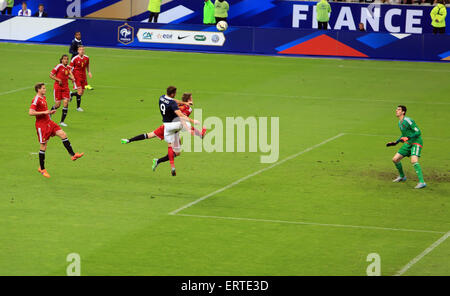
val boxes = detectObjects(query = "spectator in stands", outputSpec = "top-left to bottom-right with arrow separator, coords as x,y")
316,0 -> 331,30
431,0 -> 447,34
214,0 -> 229,24
358,23 -> 365,32
203,0 -> 215,25
148,0 -> 161,23
1,0 -> 14,15
33,3 -> 47,17
18,1 -> 31,16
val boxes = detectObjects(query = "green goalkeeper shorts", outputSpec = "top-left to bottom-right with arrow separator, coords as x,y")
398,142 -> 422,157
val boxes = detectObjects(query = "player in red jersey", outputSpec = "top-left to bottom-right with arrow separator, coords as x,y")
49,54 -> 74,127
69,46 -> 92,112
29,83 -> 84,178
121,93 -> 206,171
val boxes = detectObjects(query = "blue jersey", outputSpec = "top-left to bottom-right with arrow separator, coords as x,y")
159,95 -> 179,122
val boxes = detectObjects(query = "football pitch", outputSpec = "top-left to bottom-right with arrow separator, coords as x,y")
1,42 -> 449,276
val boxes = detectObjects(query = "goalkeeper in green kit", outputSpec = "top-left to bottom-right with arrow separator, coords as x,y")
386,105 -> 426,189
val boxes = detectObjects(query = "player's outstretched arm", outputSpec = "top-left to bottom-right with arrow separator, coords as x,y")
386,140 -> 400,147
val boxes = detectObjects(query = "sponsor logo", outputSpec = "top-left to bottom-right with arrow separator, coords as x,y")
142,32 -> 153,40
118,23 -> 134,45
194,35 -> 207,41
211,34 -> 220,43
137,29 -> 225,46
157,34 -> 173,40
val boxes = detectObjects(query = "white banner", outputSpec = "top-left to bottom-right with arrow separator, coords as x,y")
136,28 -> 226,46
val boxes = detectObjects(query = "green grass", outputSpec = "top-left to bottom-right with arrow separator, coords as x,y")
0,42 -> 449,276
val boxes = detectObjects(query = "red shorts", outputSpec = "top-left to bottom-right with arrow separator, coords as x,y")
153,125 -> 164,140
36,120 -> 61,144
73,76 -> 87,90
54,86 -> 70,101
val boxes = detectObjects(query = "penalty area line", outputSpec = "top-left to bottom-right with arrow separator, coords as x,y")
169,133 -> 346,215
394,230 -> 450,276
175,213 -> 445,235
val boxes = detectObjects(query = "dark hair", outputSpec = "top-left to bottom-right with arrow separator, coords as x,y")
60,54 -> 68,63
22,1 -> 26,5
75,31 -> 81,36
167,86 -> 177,96
398,105 -> 407,115
38,3 -> 44,7
182,93 -> 192,102
35,83 -> 45,92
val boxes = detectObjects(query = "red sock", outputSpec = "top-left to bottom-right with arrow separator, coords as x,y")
191,126 -> 202,137
168,146 -> 175,168
191,126 -> 206,137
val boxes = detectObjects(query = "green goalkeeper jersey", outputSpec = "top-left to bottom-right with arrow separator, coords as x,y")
398,116 -> 422,144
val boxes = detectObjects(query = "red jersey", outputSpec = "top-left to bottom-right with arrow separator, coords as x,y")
178,104 -> 192,117
51,64 -> 71,89
30,95 -> 50,124
70,55 -> 89,78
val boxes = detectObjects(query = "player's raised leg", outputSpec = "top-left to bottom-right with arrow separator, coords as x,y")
55,129 -> 84,160
392,153 -> 406,182
121,132 -> 157,144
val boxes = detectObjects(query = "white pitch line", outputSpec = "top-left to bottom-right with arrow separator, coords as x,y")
394,231 -> 450,276
175,213 -> 445,235
169,133 -> 346,215
320,64 -> 450,73
0,86 -> 31,96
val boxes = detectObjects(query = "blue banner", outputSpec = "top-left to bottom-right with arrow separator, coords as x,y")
0,16 -> 449,62
3,1 -> 447,34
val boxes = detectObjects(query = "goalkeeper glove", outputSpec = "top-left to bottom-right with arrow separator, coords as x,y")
400,137 -> 409,143
386,141 -> 398,147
